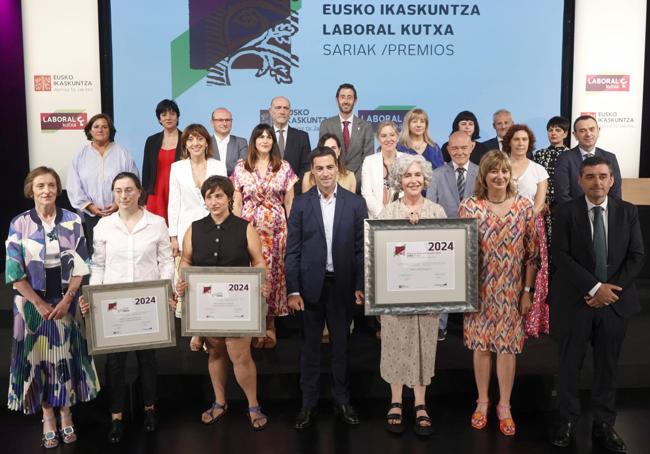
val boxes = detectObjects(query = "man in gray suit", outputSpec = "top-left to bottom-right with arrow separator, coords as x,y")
209,107 -> 248,176
319,83 -> 374,191
427,131 -> 479,340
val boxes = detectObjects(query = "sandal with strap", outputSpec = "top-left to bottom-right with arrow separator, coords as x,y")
42,415 -> 59,449
247,406 -> 269,431
201,402 -> 228,425
385,402 -> 404,434
497,403 -> 516,436
413,404 -> 434,437
59,410 -> 77,444
471,399 -> 489,430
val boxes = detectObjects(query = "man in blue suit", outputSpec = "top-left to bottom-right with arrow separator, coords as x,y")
481,108 -> 513,152
285,146 -> 368,429
554,115 -> 622,205
427,131 -> 479,340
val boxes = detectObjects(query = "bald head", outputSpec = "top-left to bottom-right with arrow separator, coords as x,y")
447,131 -> 474,166
270,96 -> 291,128
211,107 -> 233,138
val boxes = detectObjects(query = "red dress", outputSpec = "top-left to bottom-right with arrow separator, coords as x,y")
145,148 -> 176,223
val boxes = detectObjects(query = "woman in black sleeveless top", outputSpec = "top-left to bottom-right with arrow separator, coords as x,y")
174,175 -> 269,430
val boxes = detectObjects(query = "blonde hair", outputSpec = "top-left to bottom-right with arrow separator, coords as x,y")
398,108 -> 436,149
474,150 -> 516,200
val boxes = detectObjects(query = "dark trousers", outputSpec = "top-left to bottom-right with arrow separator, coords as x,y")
83,214 -> 101,256
300,277 -> 352,408
106,349 -> 157,414
556,304 -> 627,425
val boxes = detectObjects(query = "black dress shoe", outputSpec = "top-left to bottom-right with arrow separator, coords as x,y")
333,404 -> 360,425
592,422 -> 627,453
550,421 -> 575,448
438,328 -> 447,342
144,409 -> 157,432
108,419 -> 123,444
294,407 -> 317,430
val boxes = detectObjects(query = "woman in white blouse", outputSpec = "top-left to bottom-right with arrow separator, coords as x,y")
81,172 -> 174,444
361,121 -> 407,218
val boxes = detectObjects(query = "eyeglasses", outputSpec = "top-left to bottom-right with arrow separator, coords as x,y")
114,188 -> 136,195
212,118 -> 232,123
448,146 -> 471,151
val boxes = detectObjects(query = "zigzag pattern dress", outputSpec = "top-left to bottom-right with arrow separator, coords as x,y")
459,196 -> 538,354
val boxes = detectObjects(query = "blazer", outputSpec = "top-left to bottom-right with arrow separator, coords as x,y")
281,126 -> 311,188
319,115 -> 375,185
549,196 -> 645,337
360,151 -> 406,218
285,185 -> 368,306
481,136 -> 501,152
427,161 -> 479,217
554,146 -> 622,205
167,158 -> 227,245
142,130 -> 183,194
209,134 -> 248,176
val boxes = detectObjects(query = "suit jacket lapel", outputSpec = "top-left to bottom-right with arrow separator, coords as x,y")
332,186 -> 345,243
576,197 -> 595,263
310,188 -> 326,240
444,164 -> 459,199
606,195 -> 617,264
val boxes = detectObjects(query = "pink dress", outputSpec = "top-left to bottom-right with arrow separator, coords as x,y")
231,160 -> 297,316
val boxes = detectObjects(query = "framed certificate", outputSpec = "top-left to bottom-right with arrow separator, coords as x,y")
181,266 -> 266,337
83,279 -> 175,354
364,218 -> 479,315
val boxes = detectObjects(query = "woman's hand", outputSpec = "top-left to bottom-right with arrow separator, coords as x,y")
168,296 -> 178,312
519,291 -> 533,315
49,297 -> 71,320
175,279 -> 187,297
261,282 -> 270,299
79,295 -> 90,317
33,300 -> 53,319
407,211 -> 421,225
170,237 -> 180,257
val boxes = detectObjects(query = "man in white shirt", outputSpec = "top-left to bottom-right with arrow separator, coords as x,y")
209,107 -> 248,176
482,109 -> 513,152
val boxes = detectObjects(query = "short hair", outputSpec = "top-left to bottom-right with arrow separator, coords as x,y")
317,133 -> 348,175
492,109 -> 512,121
84,113 -> 116,141
111,172 -> 147,206
546,115 -> 570,132
24,166 -> 62,198
201,175 -> 235,211
451,110 -> 481,140
309,146 -> 338,167
180,124 -> 214,159
474,150 -> 517,200
501,124 -> 536,154
580,155 -> 613,176
336,83 -> 357,99
155,99 -> 180,120
376,120 -> 399,138
270,95 -> 290,109
573,114 -> 599,131
390,154 -> 433,192
244,123 -> 282,173
398,108 -> 437,149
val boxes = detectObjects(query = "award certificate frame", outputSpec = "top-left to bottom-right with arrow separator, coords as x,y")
181,266 -> 267,337
84,279 -> 175,354
364,218 -> 479,315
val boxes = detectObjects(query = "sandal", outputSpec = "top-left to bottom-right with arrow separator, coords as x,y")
496,403 -> 516,436
201,402 -> 227,425
413,404 -> 434,437
247,406 -> 269,431
385,402 -> 404,434
471,399 -> 489,430
190,336 -> 204,352
42,415 -> 59,449
59,410 -> 77,444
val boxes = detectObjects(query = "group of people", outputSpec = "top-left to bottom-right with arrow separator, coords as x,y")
5,82 -> 644,453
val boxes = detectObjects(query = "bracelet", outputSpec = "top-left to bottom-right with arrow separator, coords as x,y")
65,289 -> 77,298
523,286 -> 531,293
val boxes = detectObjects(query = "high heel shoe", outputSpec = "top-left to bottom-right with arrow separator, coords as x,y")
496,403 -> 516,436
59,410 -> 77,444
42,415 -> 59,449
470,400 -> 489,430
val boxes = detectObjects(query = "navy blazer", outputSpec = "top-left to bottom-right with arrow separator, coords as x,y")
427,161 -> 479,217
285,185 -> 367,305
209,134 -> 248,176
549,196 -> 645,337
554,147 -> 622,205
282,126 -> 311,189
142,130 -> 183,194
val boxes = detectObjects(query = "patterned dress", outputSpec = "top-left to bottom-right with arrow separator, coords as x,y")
533,145 -> 569,252
5,208 -> 100,414
232,160 -> 297,316
459,196 -> 538,354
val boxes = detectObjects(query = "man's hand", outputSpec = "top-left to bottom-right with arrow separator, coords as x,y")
288,294 -> 304,311
589,283 -> 622,307
355,290 -> 364,305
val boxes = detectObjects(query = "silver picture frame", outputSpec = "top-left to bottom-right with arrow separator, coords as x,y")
83,279 -> 175,354
181,266 -> 267,337
364,218 -> 479,315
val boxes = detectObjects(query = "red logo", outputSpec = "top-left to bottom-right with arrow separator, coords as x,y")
40,112 -> 87,130
34,75 -> 52,91
586,75 -> 629,91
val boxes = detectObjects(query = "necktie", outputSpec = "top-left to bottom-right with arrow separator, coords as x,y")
583,152 -> 594,160
342,121 -> 351,154
592,206 -> 607,282
498,138 -> 503,151
456,167 -> 466,200
277,129 -> 285,156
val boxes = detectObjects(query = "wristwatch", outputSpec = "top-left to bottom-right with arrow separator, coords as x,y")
65,289 -> 77,298
523,286 -> 532,293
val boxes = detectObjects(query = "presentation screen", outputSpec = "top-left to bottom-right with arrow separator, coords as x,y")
111,0 -> 565,169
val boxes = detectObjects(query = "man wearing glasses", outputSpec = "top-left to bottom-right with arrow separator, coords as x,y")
209,107 -> 248,176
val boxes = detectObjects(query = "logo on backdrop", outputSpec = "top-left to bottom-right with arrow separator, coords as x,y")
358,108 -> 412,133
34,75 -> 52,92
585,75 -> 630,92
40,112 -> 87,131
580,111 -> 634,129
33,74 -> 94,93
259,108 -> 328,134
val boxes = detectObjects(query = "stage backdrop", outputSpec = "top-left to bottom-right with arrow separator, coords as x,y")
111,0 -> 564,170
21,0 -> 102,186
571,0 -> 647,178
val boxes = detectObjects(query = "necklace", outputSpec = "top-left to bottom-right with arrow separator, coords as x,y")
487,196 -> 508,204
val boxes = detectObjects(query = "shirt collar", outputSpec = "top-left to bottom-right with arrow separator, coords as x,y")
579,147 -> 596,157
339,114 -> 353,125
585,195 -> 608,212
452,161 -> 469,172
214,134 -> 230,142
317,186 -> 338,201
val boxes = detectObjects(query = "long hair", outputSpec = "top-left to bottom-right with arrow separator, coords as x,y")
317,133 -> 348,176
398,108 -> 436,149
244,123 -> 282,173
180,124 -> 213,159
474,150 -> 516,200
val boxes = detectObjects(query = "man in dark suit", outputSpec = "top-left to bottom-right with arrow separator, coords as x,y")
285,146 -> 367,429
554,115 -> 622,205
209,107 -> 248,176
426,131 -> 479,340
319,83 -> 374,191
549,156 -> 644,452
481,108 -> 513,152
269,96 -> 311,192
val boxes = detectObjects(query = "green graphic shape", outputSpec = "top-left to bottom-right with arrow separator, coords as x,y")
291,1 -> 302,12
171,30 -> 207,99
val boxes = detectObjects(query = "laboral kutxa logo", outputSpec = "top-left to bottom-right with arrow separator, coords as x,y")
170,0 -> 301,98
40,112 -> 87,131
586,74 -> 630,92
